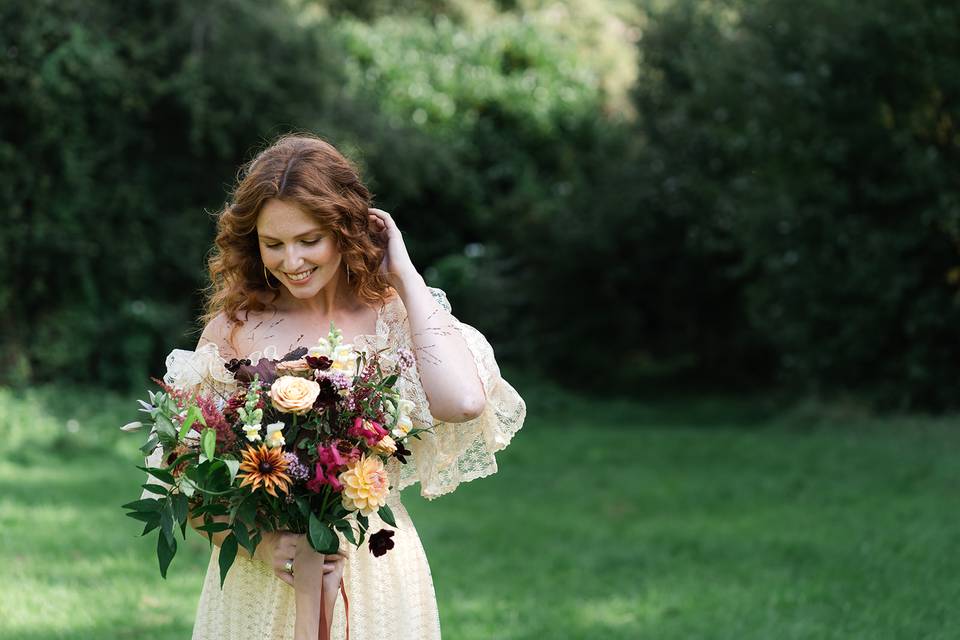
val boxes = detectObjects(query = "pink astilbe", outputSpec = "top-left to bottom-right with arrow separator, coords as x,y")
149,378 -> 236,454
151,377 -> 194,410
191,393 -> 235,453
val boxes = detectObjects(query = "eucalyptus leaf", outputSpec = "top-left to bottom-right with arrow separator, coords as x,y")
137,465 -> 175,485
334,519 -> 357,545
157,531 -> 177,579
295,496 -> 311,518
218,533 -> 238,589
171,493 -> 188,528
237,496 -> 257,525
308,513 -> 338,554
201,428 -> 217,461
139,483 -> 169,496
377,504 -> 397,528
233,522 -> 256,558
179,477 -> 197,498
126,511 -> 161,525
160,501 -> 176,547
139,434 -> 160,455
154,413 -> 178,443
122,498 -> 161,512
192,503 -> 230,517
224,459 -> 240,484
179,404 -> 207,439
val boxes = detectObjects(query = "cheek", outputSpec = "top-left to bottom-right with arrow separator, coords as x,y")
314,242 -> 341,267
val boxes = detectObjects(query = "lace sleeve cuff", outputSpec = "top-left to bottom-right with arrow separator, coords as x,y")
399,287 -> 526,499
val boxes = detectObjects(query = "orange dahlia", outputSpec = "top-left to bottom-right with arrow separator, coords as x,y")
238,444 -> 292,497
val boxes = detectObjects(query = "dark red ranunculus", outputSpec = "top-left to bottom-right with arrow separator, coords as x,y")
306,355 -> 333,371
369,529 -> 395,557
313,378 -> 340,409
393,440 -> 411,465
224,358 -> 252,373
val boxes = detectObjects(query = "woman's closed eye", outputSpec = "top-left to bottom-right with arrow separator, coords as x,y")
263,238 -> 321,249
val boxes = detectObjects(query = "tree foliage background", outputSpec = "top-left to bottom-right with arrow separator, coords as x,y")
1,0 -> 958,409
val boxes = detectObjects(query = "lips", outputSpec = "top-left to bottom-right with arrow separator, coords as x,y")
284,267 -> 317,284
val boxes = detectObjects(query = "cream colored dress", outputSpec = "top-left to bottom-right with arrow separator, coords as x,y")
150,287 -> 526,640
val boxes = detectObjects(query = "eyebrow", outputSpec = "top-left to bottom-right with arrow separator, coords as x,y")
258,230 -> 324,241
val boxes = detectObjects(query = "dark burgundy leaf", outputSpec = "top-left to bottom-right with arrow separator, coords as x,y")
234,358 -> 278,385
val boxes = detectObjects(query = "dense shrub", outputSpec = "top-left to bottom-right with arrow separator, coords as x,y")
633,0 -> 960,407
0,0 -> 348,386
3,0 -> 958,409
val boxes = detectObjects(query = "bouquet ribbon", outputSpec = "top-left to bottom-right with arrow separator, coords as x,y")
319,577 -> 349,640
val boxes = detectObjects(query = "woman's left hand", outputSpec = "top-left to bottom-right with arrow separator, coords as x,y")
368,208 -> 418,287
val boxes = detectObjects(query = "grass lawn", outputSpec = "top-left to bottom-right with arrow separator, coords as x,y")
0,380 -> 958,639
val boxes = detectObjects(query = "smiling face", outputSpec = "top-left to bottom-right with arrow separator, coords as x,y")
256,199 -> 343,299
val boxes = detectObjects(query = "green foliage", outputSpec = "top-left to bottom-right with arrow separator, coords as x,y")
2,0 -> 957,408
631,0 -> 960,407
0,0 -> 347,388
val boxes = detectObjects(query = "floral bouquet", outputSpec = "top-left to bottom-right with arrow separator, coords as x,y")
122,324 -> 428,586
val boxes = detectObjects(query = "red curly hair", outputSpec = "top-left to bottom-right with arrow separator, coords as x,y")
202,133 -> 393,328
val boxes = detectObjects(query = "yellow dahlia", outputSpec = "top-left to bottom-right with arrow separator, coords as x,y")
339,454 -> 390,516
238,444 -> 292,497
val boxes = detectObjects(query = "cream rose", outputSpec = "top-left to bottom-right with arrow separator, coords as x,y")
269,375 -> 321,414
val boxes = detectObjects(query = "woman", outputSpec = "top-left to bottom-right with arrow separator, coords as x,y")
164,133 -> 526,639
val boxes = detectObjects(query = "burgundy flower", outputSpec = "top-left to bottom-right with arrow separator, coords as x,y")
306,442 -> 349,493
348,417 -> 388,447
224,358 -> 252,373
313,377 -> 340,408
317,443 -> 346,469
221,390 -> 247,423
369,529 -> 395,557
306,355 -> 333,371
393,440 -> 411,465
306,463 -> 343,493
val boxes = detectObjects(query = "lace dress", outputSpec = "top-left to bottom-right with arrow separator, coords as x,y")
148,287 -> 526,640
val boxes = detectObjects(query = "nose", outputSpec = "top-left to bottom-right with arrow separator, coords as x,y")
282,246 -> 305,272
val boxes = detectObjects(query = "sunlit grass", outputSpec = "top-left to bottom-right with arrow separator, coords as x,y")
0,382 -> 957,639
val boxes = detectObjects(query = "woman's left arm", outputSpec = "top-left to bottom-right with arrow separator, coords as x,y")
369,208 -> 487,424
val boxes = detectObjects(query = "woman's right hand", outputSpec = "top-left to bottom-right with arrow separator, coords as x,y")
254,530 -> 302,587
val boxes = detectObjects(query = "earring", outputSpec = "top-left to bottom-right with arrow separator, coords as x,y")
263,265 -> 279,290
345,264 -> 351,284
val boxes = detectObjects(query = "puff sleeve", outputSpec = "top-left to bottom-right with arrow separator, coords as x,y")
395,287 -> 526,499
